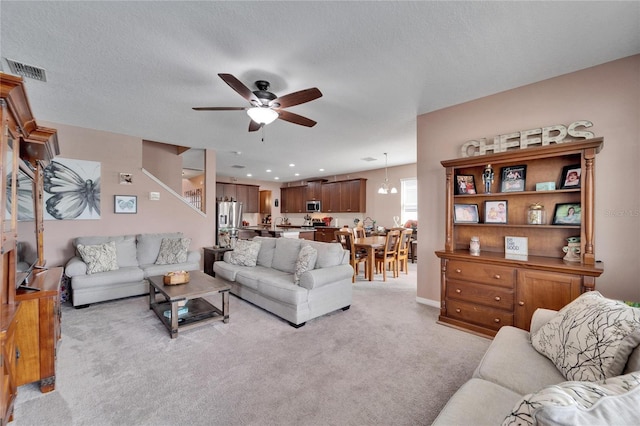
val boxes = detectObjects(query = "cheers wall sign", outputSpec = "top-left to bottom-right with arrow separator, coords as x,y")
460,120 -> 594,157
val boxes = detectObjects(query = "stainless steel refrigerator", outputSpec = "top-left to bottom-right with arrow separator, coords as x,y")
217,201 -> 243,247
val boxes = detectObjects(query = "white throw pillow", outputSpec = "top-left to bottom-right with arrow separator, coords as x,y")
502,372 -> 640,426
294,245 -> 318,284
228,240 -> 261,267
76,241 -> 119,274
531,291 -> 640,381
155,237 -> 191,265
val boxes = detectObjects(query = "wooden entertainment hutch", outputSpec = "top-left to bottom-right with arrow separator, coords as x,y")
1,73 -> 61,424
435,139 -> 604,337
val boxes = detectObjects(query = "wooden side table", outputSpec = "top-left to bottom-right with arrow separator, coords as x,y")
203,247 -> 233,277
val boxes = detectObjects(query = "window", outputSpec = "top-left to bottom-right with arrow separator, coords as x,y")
401,178 -> 417,225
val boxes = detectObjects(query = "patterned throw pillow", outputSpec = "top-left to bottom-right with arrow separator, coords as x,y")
502,372 -> 640,426
294,245 -> 318,284
77,241 -> 119,274
155,238 -> 191,265
228,240 -> 261,267
531,291 -> 640,382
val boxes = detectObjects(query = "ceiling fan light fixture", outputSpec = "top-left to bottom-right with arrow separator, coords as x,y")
247,107 -> 278,125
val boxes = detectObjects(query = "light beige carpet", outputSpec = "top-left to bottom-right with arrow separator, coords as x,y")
12,263 -> 490,425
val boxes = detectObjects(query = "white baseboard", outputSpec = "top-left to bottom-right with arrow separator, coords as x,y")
416,296 -> 440,308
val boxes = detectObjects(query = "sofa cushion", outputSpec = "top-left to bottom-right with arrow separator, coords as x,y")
531,291 -> 640,381
76,241 -> 119,274
71,266 -> 143,289
136,232 -> 183,265
155,237 -> 191,265
473,326 -> 566,396
257,279 -> 308,306
432,378 -> 522,426
294,245 -> 318,284
254,236 -> 276,267
228,239 -> 262,267
302,240 -> 346,268
237,267 -> 290,291
501,372 -> 640,426
271,237 -> 303,273
74,234 -> 138,268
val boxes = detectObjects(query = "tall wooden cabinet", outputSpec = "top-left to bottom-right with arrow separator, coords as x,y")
1,73 -> 59,424
435,139 -> 604,337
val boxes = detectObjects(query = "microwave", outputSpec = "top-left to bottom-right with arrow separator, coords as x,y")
306,200 -> 321,212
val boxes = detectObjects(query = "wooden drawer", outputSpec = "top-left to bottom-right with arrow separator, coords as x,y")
445,299 -> 514,331
446,260 -> 515,288
446,280 -> 514,310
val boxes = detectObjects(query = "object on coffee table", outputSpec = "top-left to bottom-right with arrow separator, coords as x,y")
163,271 -> 190,285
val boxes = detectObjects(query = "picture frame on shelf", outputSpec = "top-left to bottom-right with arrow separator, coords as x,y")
114,195 -> 137,214
453,204 -> 479,223
552,203 -> 581,225
500,165 -> 527,192
455,174 -> 477,195
484,200 -> 508,224
560,164 -> 581,189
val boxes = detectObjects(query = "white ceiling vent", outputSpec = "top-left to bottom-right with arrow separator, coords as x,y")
231,165 -> 246,169
5,58 -> 47,81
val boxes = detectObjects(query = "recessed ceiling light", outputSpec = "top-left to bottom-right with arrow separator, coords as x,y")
319,168 -> 325,172
289,163 -> 295,167
246,173 -> 252,177
274,177 -> 280,180
294,173 -> 300,176
266,169 -> 272,173
232,151 -> 242,155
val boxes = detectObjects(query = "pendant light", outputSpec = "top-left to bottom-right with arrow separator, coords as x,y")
378,153 -> 398,194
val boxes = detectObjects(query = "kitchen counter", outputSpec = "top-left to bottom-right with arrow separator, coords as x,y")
240,226 -> 315,241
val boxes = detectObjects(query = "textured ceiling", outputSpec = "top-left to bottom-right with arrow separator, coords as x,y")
1,1 -> 638,182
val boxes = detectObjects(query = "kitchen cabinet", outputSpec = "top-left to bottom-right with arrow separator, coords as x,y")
305,180 -> 323,200
435,139 -> 604,337
259,190 -> 271,215
280,186 -> 305,213
339,179 -> 366,212
321,182 -> 341,213
314,227 -> 340,243
216,183 -> 259,213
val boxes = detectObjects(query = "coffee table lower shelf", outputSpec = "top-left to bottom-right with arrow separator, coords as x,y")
150,298 -> 228,336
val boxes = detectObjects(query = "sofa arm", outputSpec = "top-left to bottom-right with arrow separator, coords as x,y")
530,308 -> 558,334
299,264 -> 354,290
65,256 -> 88,277
187,250 -> 201,264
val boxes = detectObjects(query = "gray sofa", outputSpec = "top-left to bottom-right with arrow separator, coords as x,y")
65,232 -> 200,307
433,305 -> 640,425
213,236 -> 353,327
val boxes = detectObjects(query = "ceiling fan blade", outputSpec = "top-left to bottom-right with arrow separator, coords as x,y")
192,107 -> 248,111
273,88 -> 322,109
218,73 -> 261,105
278,110 -> 317,127
248,120 -> 263,132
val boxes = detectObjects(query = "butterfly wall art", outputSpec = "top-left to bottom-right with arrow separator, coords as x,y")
43,158 -> 101,220
114,195 -> 137,214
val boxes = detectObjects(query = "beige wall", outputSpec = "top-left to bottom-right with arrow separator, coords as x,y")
142,140 -> 183,193
40,122 -> 217,268
417,55 -> 640,304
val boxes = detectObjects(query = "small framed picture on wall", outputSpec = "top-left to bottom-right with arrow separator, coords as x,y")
114,195 -> 137,214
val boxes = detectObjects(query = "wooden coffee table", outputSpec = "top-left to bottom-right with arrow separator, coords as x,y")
148,270 -> 231,339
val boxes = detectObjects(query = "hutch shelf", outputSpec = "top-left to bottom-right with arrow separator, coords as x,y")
435,138 -> 604,337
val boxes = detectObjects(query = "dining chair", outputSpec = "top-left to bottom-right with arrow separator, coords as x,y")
353,227 -> 366,239
374,229 -> 401,281
335,230 -> 368,282
396,229 -> 413,274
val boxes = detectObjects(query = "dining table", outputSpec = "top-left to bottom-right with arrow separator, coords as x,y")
354,236 -> 386,281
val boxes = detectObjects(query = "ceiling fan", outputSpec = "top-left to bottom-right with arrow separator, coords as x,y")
193,73 -> 323,132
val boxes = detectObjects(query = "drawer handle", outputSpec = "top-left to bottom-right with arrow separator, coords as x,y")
455,269 -> 462,273
494,274 -> 501,279
455,308 -> 461,313
494,318 -> 501,323
455,289 -> 462,293
518,301 -> 525,306
494,296 -> 501,301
